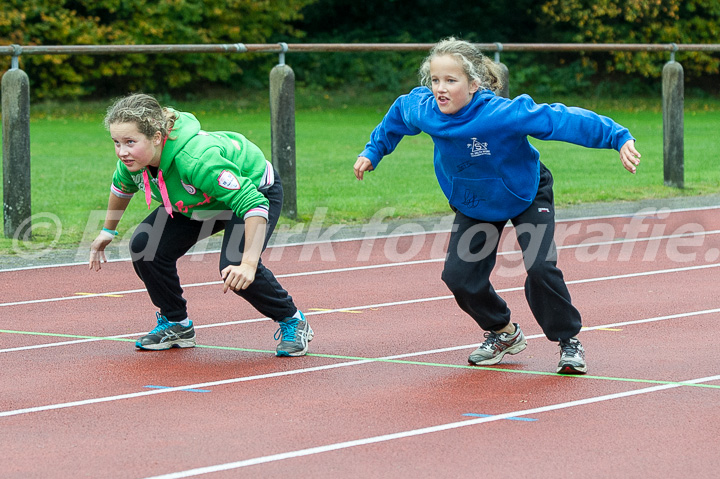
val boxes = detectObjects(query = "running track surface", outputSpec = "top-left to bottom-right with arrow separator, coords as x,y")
1,204 -> 719,478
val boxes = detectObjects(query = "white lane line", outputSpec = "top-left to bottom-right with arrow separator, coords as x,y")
2,307 -> 719,417
3,203 -> 719,274
0,359 -> 372,418
2,263 -> 719,354
142,373 -> 720,479
2,236 -> 719,308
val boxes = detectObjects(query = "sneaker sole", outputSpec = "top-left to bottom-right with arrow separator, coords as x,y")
468,340 -> 527,366
556,363 -> 587,374
136,338 -> 197,350
276,348 -> 307,357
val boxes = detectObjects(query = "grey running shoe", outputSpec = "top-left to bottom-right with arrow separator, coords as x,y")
557,337 -> 587,374
468,323 -> 527,365
275,311 -> 314,357
136,313 -> 196,350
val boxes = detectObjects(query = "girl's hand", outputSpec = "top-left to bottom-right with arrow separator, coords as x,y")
354,156 -> 374,180
620,140 -> 641,174
89,234 -> 113,271
221,263 -> 257,293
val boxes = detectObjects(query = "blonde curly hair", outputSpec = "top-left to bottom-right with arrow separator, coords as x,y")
419,37 -> 503,93
104,93 -> 177,139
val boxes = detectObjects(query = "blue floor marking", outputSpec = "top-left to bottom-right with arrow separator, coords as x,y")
463,413 -> 537,422
144,385 -> 211,393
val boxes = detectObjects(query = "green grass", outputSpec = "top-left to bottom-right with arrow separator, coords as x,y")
1,91 -> 719,257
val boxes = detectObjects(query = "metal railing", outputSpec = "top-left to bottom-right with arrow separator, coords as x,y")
4,42 -> 720,55
3,42 -> 719,238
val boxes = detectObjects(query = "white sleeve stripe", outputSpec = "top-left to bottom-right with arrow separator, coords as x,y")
259,160 -> 275,189
243,206 -> 269,221
111,184 -> 134,198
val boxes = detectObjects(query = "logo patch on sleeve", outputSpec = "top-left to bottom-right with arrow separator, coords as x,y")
217,170 -> 241,190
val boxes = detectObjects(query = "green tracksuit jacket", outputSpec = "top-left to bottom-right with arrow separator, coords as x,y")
111,110 -> 273,221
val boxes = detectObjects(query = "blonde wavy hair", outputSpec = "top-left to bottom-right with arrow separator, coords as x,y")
419,37 -> 503,93
104,93 -> 177,139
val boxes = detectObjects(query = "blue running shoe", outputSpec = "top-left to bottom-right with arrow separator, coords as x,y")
136,312 -> 196,350
274,311 -> 314,357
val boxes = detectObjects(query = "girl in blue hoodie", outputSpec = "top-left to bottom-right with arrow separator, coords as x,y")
354,38 -> 641,374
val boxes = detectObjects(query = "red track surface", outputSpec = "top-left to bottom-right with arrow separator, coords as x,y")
2,205 -> 719,478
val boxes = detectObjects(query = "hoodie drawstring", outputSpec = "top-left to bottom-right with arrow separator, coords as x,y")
143,170 -> 152,208
157,170 -> 173,217
142,169 -> 174,218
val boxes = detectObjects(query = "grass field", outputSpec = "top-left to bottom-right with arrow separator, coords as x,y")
1,89 -> 719,258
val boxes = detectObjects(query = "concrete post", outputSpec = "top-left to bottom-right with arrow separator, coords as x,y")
269,63 -> 297,220
2,67 -> 32,238
662,60 -> 684,188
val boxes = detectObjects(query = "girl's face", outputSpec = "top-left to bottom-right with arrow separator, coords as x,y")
109,122 -> 163,172
429,54 -> 479,115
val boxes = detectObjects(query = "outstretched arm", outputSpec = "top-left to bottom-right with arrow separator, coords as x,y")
619,139 -> 641,174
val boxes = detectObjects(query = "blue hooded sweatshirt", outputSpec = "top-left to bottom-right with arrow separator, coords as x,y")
360,87 -> 635,222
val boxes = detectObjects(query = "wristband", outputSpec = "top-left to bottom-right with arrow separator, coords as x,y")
100,227 -> 118,240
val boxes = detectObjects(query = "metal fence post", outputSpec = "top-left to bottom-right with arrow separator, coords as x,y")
269,43 -> 297,220
662,45 -> 684,188
2,47 -> 32,239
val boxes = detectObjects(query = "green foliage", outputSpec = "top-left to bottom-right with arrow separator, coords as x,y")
0,0 -> 315,99
1,0 -> 719,102
284,0 -> 719,97
536,0 -> 720,79
290,0 -> 541,44
281,0 -> 540,92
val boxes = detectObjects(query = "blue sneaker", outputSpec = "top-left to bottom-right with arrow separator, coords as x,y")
274,311 -> 314,357
136,312 -> 196,350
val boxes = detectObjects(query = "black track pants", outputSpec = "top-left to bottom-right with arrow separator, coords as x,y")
441,163 -> 582,341
129,171 -> 296,323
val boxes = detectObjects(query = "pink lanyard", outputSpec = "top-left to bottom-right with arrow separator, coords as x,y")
142,133 -> 174,217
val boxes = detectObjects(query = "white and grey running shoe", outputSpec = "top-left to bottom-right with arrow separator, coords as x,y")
468,323 -> 527,365
557,337 -> 587,374
136,313 -> 196,350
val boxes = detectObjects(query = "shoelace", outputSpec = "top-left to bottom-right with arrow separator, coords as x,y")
560,340 -> 582,356
149,313 -> 172,334
480,331 -> 501,350
274,320 -> 297,342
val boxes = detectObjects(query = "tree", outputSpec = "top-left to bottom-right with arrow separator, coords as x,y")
536,0 -> 720,79
283,0 -> 540,92
0,0 -> 316,99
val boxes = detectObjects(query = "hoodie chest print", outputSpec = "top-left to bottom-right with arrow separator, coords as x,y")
174,192 -> 213,213
467,138 -> 491,157
174,179 -> 213,213
181,180 -> 197,195
133,173 -> 151,192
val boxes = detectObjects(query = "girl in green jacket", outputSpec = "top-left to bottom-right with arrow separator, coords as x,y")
89,93 -> 312,357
